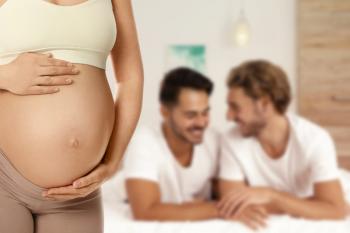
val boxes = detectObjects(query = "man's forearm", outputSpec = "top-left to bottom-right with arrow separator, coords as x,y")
268,190 -> 346,219
134,202 -> 219,221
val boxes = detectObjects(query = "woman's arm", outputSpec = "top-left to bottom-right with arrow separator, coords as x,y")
103,0 -> 144,173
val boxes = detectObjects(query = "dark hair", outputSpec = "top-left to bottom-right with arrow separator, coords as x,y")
159,67 -> 213,106
227,60 -> 291,114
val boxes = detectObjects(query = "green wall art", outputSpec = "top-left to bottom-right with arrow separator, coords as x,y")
165,45 -> 206,73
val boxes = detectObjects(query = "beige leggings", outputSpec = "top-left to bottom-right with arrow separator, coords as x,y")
0,148 -> 103,233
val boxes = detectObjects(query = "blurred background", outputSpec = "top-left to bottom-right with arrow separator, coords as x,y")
105,0 -> 350,168
101,2 -> 350,231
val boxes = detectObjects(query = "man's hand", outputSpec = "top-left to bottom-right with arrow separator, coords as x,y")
227,205 -> 268,231
42,163 -> 112,200
2,52 -> 79,95
217,187 -> 273,218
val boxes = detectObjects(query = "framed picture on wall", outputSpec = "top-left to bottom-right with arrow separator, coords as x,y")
164,44 -> 206,74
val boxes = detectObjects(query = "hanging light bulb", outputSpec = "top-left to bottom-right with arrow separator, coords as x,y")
233,3 -> 251,47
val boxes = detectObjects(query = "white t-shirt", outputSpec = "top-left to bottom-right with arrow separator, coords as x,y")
123,125 -> 220,203
219,114 -> 339,198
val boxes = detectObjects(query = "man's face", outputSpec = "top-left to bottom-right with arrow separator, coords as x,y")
226,87 -> 267,137
162,88 -> 210,144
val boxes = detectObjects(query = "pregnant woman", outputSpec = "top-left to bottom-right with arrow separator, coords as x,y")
0,0 -> 143,232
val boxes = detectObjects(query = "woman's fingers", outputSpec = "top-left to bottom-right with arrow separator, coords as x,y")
73,168 -> 104,189
34,76 -> 74,86
44,183 -> 98,198
5,52 -> 79,95
45,195 -> 81,201
42,164 -> 109,200
39,57 -> 73,67
45,188 -> 94,201
26,85 -> 60,95
36,52 -> 78,74
36,52 -> 71,67
73,163 -> 111,189
44,185 -> 76,196
23,76 -> 74,95
32,52 -> 52,57
37,66 -> 79,76
73,176 -> 96,189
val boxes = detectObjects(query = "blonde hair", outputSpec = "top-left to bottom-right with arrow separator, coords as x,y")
227,60 -> 291,114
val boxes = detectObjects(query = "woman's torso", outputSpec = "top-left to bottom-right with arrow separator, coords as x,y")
0,0 -> 117,188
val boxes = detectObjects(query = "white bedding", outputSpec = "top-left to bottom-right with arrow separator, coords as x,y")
102,170 -> 350,233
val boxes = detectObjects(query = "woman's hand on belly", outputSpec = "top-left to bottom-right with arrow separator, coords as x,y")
1,52 -> 79,95
42,162 -> 113,200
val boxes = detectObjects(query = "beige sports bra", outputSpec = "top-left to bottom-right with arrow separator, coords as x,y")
0,0 -> 117,69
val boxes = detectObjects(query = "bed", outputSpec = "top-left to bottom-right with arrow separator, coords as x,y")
102,170 -> 350,233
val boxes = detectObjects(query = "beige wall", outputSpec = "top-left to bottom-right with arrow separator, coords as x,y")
106,0 -> 297,131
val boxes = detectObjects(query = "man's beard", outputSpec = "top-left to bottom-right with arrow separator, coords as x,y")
240,119 -> 266,137
239,107 -> 266,137
168,117 -> 204,144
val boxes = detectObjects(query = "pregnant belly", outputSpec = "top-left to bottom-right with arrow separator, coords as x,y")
0,64 -> 115,188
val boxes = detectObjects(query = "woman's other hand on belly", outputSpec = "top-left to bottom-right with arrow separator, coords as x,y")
42,162 -> 113,200
0,52 -> 79,95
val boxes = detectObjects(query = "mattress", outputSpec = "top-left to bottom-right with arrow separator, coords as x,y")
102,170 -> 350,233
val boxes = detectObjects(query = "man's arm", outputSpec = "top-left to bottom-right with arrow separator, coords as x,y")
267,131 -> 347,219
218,179 -> 246,198
218,179 -> 347,220
268,179 -> 347,219
126,179 -> 219,221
